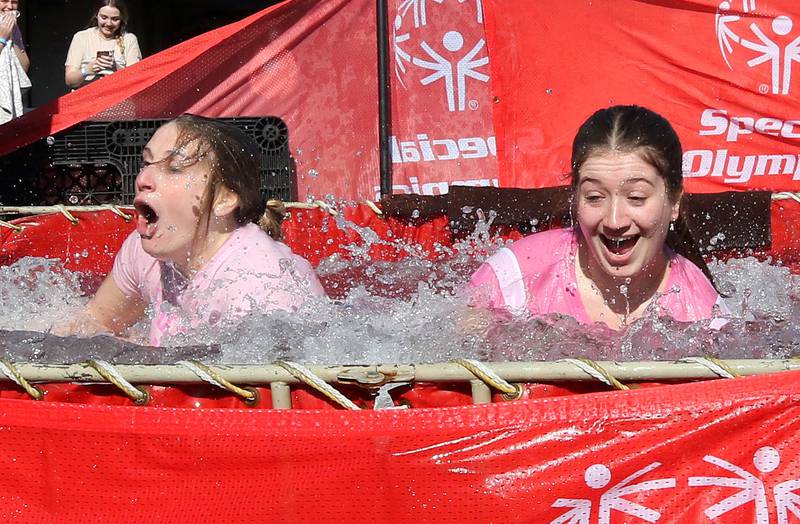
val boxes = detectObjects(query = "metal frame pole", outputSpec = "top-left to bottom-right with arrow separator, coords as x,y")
376,0 -> 393,197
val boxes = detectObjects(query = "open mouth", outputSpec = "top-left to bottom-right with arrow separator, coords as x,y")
601,234 -> 639,256
134,201 -> 159,239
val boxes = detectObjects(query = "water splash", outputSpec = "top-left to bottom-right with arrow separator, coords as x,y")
1,222 -> 798,364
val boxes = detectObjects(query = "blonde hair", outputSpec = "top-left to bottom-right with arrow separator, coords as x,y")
258,199 -> 286,241
117,34 -> 125,62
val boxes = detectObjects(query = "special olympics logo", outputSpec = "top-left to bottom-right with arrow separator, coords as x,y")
393,0 -> 489,111
716,0 -> 800,94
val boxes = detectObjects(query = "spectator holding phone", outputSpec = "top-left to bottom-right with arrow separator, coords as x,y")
64,0 -> 141,89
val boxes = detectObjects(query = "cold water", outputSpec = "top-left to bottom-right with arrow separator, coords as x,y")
1,218 -> 798,364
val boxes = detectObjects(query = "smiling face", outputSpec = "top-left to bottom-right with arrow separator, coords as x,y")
0,0 -> 19,14
96,6 -> 122,38
134,122 -> 215,267
575,149 -> 680,282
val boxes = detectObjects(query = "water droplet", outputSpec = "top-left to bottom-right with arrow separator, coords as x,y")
46,136 -> 55,146
308,169 -> 319,178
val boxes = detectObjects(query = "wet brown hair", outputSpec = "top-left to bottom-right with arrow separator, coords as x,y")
570,105 -> 714,286
168,114 -> 285,240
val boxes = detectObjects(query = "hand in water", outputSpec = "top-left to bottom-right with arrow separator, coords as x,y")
456,307 -> 495,336
51,313 -> 114,338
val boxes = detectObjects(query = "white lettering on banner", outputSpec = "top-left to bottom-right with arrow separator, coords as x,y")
683,149 -> 800,184
699,109 -> 800,142
372,176 -> 498,200
391,134 -> 496,163
689,447 -> 800,522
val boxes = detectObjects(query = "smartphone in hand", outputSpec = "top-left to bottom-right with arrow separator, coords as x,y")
96,50 -> 115,72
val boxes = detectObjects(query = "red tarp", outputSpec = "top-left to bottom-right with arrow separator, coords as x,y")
5,1 -> 800,197
0,0 -> 495,201
3,197 -> 800,277
486,0 -> 800,193
2,1 -> 800,521
1,370 -> 800,522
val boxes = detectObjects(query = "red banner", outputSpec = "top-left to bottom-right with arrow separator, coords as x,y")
0,0 -> 496,201
6,1 -> 799,197
485,0 -> 800,193
0,371 -> 798,522
386,0 -> 497,199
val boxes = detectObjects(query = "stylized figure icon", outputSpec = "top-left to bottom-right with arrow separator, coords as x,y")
432,0 -> 484,24
398,0 -> 429,28
689,446 -> 800,523
780,21 -> 800,94
413,31 -> 489,111
715,0 -> 800,95
716,1 -> 741,68
740,16 -> 793,94
550,462 -> 676,524
393,15 -> 413,86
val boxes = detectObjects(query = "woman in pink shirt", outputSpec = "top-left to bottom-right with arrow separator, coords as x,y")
63,115 -> 325,346
469,105 -> 728,330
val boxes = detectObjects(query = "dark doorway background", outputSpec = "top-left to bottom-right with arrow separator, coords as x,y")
20,0 -> 279,107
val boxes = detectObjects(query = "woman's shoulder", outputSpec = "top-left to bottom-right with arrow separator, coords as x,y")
217,224 -> 311,272
122,32 -> 139,43
507,227 -> 577,263
668,254 -> 716,291
72,27 -> 97,39
661,254 -> 722,320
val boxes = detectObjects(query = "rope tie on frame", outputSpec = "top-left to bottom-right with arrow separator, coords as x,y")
772,192 -> 800,204
560,358 -> 630,390
680,356 -> 740,379
275,361 -> 360,410
85,360 -> 149,404
55,204 -> 79,225
178,360 -> 258,404
103,204 -> 133,222
0,359 -> 43,400
0,219 -> 23,233
451,358 -> 523,400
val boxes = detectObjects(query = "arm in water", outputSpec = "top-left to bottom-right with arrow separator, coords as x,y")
54,275 -> 146,338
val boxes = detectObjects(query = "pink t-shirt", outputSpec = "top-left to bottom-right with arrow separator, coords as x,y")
112,223 -> 326,345
468,228 -> 728,325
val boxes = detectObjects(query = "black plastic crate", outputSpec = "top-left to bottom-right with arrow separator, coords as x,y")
47,116 -> 295,204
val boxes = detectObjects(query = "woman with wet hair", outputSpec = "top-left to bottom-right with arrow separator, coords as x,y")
64,0 -> 141,89
469,105 -> 727,330
60,115 -> 325,346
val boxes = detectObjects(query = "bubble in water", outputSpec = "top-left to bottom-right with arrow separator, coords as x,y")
308,169 -> 319,178
46,136 -> 55,146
